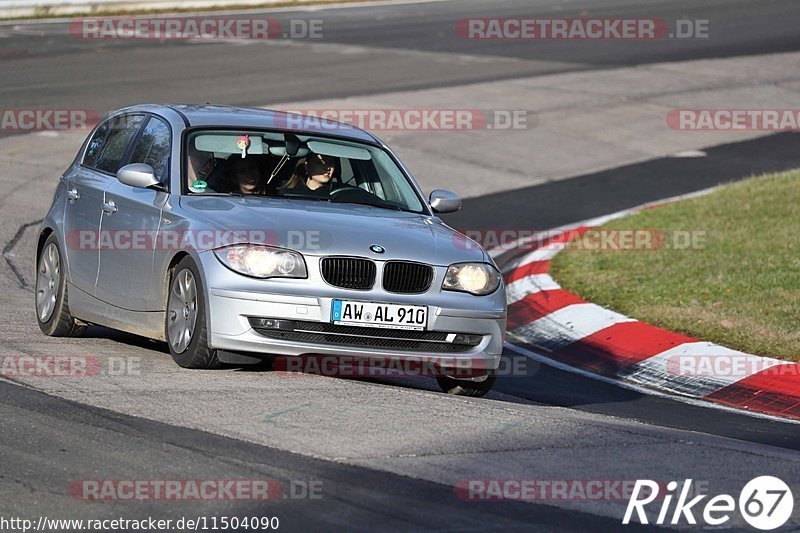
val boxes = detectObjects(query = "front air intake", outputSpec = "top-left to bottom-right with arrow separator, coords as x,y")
382,261 -> 434,294
320,257 -> 376,290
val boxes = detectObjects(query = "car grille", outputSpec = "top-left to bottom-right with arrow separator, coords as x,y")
320,257 -> 376,290
382,261 -> 434,294
249,318 -> 482,353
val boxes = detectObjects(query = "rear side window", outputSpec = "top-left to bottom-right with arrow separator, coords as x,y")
130,117 -> 171,180
91,114 -> 145,174
83,121 -> 110,168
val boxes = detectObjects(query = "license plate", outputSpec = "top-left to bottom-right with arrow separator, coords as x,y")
331,300 -> 428,331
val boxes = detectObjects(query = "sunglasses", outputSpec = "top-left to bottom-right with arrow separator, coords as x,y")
307,163 -> 334,173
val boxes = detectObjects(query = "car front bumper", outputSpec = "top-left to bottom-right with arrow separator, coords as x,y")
200,252 -> 506,371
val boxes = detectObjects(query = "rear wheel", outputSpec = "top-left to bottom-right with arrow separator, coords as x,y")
166,256 -> 220,369
36,234 -> 85,337
436,372 -> 496,397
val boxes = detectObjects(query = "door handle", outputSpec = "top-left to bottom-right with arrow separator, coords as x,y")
102,200 -> 117,214
67,188 -> 80,201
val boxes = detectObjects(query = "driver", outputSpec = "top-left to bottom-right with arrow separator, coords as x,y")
281,154 -> 337,193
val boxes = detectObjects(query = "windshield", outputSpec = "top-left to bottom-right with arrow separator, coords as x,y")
184,129 -> 426,214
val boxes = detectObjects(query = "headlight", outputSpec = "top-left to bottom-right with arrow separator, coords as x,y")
442,263 -> 501,295
213,244 -> 307,279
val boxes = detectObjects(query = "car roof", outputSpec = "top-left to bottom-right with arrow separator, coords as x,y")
139,104 -> 380,144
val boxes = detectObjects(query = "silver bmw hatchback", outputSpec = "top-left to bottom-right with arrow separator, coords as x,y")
35,104 -> 506,396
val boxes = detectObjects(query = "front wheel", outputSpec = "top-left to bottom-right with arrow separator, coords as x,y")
36,234 -> 85,337
166,256 -> 220,369
436,371 -> 496,397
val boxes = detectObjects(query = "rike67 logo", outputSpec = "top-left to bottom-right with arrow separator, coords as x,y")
623,477 -> 794,530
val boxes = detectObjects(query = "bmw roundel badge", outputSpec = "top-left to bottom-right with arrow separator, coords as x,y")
369,244 -> 385,254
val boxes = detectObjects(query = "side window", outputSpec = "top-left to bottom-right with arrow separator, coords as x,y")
93,114 -> 145,174
129,117 -> 171,181
340,158 -> 356,186
83,121 -> 110,168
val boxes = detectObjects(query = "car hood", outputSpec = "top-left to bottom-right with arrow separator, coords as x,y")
179,196 -> 486,265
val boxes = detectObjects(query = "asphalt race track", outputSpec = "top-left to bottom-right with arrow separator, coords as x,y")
2,0 -> 800,117
1,0 -> 800,530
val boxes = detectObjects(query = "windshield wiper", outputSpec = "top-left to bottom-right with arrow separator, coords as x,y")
280,195 -> 331,202
334,199 -> 406,212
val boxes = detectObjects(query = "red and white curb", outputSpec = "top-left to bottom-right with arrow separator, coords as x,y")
497,192 -> 800,422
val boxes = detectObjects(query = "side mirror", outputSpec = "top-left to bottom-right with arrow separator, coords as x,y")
116,163 -> 160,189
429,189 -> 462,214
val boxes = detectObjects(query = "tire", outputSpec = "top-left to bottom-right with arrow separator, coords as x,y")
436,372 -> 496,397
165,256 -> 221,369
36,234 -> 86,337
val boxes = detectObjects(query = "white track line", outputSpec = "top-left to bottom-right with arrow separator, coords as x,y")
512,303 -> 635,351
505,273 -> 560,306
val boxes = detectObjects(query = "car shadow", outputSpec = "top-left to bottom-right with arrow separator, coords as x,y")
74,327 -> 800,449
80,326 -> 269,371
79,324 -> 625,405
81,326 -> 170,353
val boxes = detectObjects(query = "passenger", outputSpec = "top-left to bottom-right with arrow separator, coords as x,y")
187,144 -> 217,190
207,156 -> 264,195
229,157 -> 263,195
281,154 -> 337,192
